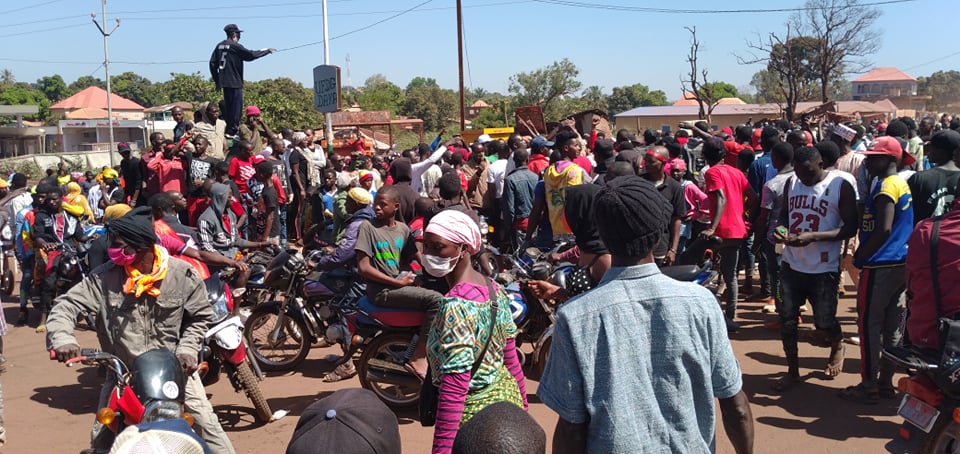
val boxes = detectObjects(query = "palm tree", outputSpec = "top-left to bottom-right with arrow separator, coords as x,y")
0,69 -> 14,86
581,85 -> 606,111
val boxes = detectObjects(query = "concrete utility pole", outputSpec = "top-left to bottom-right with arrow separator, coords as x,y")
91,0 -> 120,168
322,0 -> 334,157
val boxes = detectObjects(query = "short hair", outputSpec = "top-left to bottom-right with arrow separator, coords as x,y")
238,139 -> 254,150
376,184 -> 400,203
794,146 -> 822,165
512,148 -> 530,166
643,129 -> 658,145
11,173 -> 26,189
815,140 -> 842,167
702,137 -> 726,163
37,182 -> 59,195
437,171 -> 462,200
452,402 -> 546,454
554,131 -> 578,149
255,161 -> 273,176
771,142 -> 795,167
417,143 -> 431,158
507,134 -> 524,150
694,121 -> 709,132
148,192 -> 175,214
604,161 -> 636,182
149,132 -> 164,142
737,148 -> 756,167
899,116 -> 918,132
885,119 -> 909,138
414,197 -> 436,218
615,128 -> 633,143
214,160 -> 230,175
775,119 -> 791,132
735,125 -> 753,143
786,130 -> 808,148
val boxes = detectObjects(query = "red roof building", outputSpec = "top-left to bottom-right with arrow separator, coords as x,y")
852,67 -> 928,110
50,86 -> 145,120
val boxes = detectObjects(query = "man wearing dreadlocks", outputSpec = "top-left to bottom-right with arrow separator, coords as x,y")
45,207 -> 236,454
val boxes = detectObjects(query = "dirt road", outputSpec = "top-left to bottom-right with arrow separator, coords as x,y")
0,292 -> 902,453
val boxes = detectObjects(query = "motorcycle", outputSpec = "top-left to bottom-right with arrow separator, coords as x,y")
51,241 -> 97,329
51,347 -> 193,453
198,269 -> 273,422
883,345 -> 960,453
0,221 -> 15,296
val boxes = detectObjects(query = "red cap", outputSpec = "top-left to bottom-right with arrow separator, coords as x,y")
863,136 -> 916,167
245,105 -> 261,116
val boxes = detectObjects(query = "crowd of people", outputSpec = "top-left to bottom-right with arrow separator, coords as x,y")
0,101 -> 956,453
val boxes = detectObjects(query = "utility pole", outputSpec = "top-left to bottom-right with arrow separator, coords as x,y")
92,0 -> 120,168
457,0 -> 465,132
322,0 -> 334,157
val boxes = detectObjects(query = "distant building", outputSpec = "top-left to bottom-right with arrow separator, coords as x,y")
852,67 -> 929,111
673,92 -> 747,107
50,87 -> 148,153
466,99 -> 491,121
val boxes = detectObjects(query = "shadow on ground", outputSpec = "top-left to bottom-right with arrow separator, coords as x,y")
31,365 -> 102,415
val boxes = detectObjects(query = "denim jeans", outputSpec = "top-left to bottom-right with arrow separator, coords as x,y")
779,263 -> 841,357
761,238 -> 782,304
278,204 -> 288,243
717,239 -> 743,319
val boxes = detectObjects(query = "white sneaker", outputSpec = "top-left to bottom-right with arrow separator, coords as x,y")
762,304 -> 776,313
845,336 -> 860,345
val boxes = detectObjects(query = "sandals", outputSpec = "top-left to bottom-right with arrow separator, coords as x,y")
322,363 -> 357,383
838,384 -> 879,405
771,374 -> 801,393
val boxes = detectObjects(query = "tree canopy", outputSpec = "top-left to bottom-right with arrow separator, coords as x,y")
607,83 -> 669,114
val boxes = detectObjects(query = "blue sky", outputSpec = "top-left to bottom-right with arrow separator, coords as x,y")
0,0 -> 952,102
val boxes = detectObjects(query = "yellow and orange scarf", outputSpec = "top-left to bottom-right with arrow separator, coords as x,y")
123,245 -> 169,298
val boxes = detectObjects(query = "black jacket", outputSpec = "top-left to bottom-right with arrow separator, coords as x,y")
209,39 -> 271,89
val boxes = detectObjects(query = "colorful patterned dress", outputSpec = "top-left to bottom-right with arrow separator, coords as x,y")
426,280 -> 523,424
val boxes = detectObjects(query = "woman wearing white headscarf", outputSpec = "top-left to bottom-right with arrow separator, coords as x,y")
421,210 -> 528,454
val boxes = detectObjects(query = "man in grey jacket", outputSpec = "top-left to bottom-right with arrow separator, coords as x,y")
47,209 -> 236,454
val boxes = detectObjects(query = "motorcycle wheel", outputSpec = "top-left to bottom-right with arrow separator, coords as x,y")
244,306 -> 311,372
535,336 -> 552,380
357,333 -> 422,409
920,415 -> 960,453
236,361 -> 273,422
0,268 -> 11,296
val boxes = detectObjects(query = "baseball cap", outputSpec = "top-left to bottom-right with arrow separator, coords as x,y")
348,187 -> 373,205
529,136 -> 555,152
928,129 -> 960,153
475,134 -> 492,144
668,157 -> 687,172
876,122 -> 888,134
286,388 -> 400,454
224,24 -> 243,34
863,136 -> 915,167
117,142 -> 131,153
246,105 -> 261,116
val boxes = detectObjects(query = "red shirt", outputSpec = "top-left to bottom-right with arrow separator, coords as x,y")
528,154 -> 549,176
704,164 -> 749,240
573,156 -> 593,176
229,155 -> 255,194
906,205 -> 960,349
722,141 -> 752,167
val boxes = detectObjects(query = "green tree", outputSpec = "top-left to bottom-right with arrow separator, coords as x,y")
918,70 -> 960,111
152,72 -> 219,107
699,82 -> 739,100
740,32 -> 824,119
607,83 -> 668,114
508,58 -> 582,121
110,72 -> 158,107
581,85 -> 607,111
471,103 -> 511,129
244,77 -> 325,130
0,83 -> 50,120
405,77 -> 439,92
68,75 -> 106,92
357,74 -> 404,114
400,85 -> 458,132
0,69 -> 14,86
34,75 -> 70,102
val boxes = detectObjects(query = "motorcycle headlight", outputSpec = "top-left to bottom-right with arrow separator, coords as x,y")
141,400 -> 183,423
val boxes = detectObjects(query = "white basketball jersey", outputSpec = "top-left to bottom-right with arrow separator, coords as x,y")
782,172 -> 847,274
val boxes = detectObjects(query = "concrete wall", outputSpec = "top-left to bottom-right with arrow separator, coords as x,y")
0,151 -> 124,178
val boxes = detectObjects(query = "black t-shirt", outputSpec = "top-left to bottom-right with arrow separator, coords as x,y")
288,149 -> 311,194
908,167 -> 960,223
257,185 -> 280,239
120,157 -> 142,195
209,39 -> 271,89
643,174 -> 687,258
185,153 -> 220,198
393,183 -> 419,225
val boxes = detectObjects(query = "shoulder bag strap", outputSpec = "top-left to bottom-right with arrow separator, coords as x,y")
470,278 -> 499,377
931,216 -> 943,317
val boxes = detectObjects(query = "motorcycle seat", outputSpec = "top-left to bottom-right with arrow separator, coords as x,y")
249,264 -> 267,276
660,265 -> 702,282
356,296 -> 424,328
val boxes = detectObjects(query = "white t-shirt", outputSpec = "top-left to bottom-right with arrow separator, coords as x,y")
782,173 -> 847,274
486,159 -> 509,199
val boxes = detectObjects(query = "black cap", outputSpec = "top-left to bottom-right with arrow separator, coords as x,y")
928,130 -> 960,153
224,24 -> 243,34
117,142 -> 131,153
286,389 -> 400,454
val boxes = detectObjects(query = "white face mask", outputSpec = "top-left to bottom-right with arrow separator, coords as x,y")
421,251 -> 461,277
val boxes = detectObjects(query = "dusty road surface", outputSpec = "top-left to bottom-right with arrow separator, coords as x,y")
0,291 -> 904,453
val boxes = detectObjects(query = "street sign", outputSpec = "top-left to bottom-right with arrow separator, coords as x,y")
313,65 -> 341,113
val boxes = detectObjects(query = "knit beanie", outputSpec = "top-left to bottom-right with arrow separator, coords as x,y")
594,175 -> 669,257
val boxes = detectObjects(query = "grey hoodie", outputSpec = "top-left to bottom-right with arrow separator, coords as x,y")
197,183 -> 254,259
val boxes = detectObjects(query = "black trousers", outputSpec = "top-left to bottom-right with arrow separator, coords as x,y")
222,87 -> 243,136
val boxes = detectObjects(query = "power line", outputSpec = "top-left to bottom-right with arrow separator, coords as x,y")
0,14 -> 80,28
278,0 -> 436,52
903,49 -> 960,72
0,23 -> 88,39
530,0 -> 917,14
0,0 -> 65,16
112,0 -> 357,15
117,0 -> 531,22
462,11 -> 474,89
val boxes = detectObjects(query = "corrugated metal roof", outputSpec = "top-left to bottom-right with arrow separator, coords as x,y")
615,100 -> 898,118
